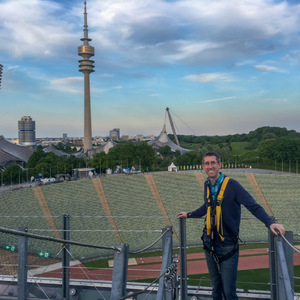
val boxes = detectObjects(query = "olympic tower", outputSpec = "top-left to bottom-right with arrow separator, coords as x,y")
78,1 -> 94,152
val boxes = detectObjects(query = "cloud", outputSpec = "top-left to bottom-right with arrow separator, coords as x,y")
87,0 -> 300,66
150,94 -> 161,97
183,73 -> 234,83
163,40 -> 222,63
0,0 -> 76,59
113,85 -> 123,89
255,65 -> 281,72
0,0 -> 298,82
235,60 -> 256,67
202,96 -> 236,103
50,77 -> 83,94
1,0 -> 299,67
264,98 -> 288,103
99,74 -> 115,78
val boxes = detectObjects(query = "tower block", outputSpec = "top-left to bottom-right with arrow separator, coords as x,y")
78,1 -> 94,152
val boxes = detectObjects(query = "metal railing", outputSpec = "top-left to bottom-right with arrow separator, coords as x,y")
0,216 -> 298,300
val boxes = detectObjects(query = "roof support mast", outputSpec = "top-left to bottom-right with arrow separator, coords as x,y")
166,107 -> 180,146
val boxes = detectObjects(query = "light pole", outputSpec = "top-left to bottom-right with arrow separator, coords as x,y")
233,155 -> 237,168
0,64 -> 3,89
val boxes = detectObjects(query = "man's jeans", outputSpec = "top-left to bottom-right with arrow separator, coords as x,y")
204,244 -> 239,300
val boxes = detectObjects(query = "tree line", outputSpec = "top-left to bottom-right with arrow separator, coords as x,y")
1,126 -> 299,185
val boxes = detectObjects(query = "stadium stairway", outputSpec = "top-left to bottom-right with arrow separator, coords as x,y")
33,187 -> 61,240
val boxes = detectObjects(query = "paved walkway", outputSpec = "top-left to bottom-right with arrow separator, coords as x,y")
36,248 -> 300,282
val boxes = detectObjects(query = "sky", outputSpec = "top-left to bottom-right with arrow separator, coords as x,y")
0,0 -> 300,139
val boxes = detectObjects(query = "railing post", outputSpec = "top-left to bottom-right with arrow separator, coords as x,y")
18,226 -> 28,300
268,229 -> 276,299
111,243 -> 129,300
157,226 -> 173,300
62,214 -> 70,300
269,230 -> 294,300
179,218 -> 188,300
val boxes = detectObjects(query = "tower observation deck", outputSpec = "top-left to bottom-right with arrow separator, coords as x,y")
78,1 -> 94,152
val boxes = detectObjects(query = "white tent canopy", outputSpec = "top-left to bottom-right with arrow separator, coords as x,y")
168,162 -> 177,172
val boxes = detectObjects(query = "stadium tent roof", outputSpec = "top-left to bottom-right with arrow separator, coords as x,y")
43,144 -> 70,157
86,140 -> 116,157
148,125 -> 190,154
0,135 -> 35,169
0,148 -> 23,169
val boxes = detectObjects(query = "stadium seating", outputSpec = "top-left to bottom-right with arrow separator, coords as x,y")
254,174 -> 300,235
41,179 -> 117,260
0,188 -> 53,255
0,171 -> 299,261
100,175 -> 165,253
152,172 -> 205,247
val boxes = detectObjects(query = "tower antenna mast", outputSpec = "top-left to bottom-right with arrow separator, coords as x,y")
78,1 -> 95,152
166,107 -> 180,146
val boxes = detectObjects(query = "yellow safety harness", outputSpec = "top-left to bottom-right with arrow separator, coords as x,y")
204,176 -> 240,272
206,176 -> 230,241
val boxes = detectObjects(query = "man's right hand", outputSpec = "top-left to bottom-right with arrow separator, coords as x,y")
177,212 -> 187,218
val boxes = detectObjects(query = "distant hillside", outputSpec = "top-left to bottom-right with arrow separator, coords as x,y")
170,126 -> 300,172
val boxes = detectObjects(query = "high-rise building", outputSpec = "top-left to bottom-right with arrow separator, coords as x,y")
136,134 -> 144,141
78,1 -> 95,152
18,116 -> 36,146
109,128 -> 120,141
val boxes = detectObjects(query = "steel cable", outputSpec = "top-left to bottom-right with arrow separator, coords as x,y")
0,226 -> 118,252
279,233 -> 300,254
129,228 -> 169,254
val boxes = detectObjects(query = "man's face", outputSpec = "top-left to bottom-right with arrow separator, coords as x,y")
202,155 -> 221,182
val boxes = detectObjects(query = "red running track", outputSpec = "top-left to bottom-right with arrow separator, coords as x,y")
37,248 -> 300,282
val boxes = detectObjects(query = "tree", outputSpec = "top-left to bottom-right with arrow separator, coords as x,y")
135,142 -> 155,170
90,152 -> 108,173
27,146 -> 45,168
158,146 -> 173,158
35,162 -> 50,178
175,151 -> 200,166
2,164 -> 23,185
258,139 -> 276,160
107,142 -> 136,168
272,137 -> 300,161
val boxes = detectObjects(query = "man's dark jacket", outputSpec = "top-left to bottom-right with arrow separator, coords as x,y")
187,177 -> 275,246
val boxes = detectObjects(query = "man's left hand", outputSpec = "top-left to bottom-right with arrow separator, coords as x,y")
270,223 -> 285,236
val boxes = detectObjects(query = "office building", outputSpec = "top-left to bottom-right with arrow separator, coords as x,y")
18,116 -> 36,146
109,128 -> 120,141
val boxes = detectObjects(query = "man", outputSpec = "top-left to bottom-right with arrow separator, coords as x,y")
177,151 -> 285,300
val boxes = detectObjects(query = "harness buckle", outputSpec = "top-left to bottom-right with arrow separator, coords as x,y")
213,254 -> 221,273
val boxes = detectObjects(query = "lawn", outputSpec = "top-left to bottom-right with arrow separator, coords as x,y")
230,142 -> 252,155
187,266 -> 300,293
85,244 -> 300,293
